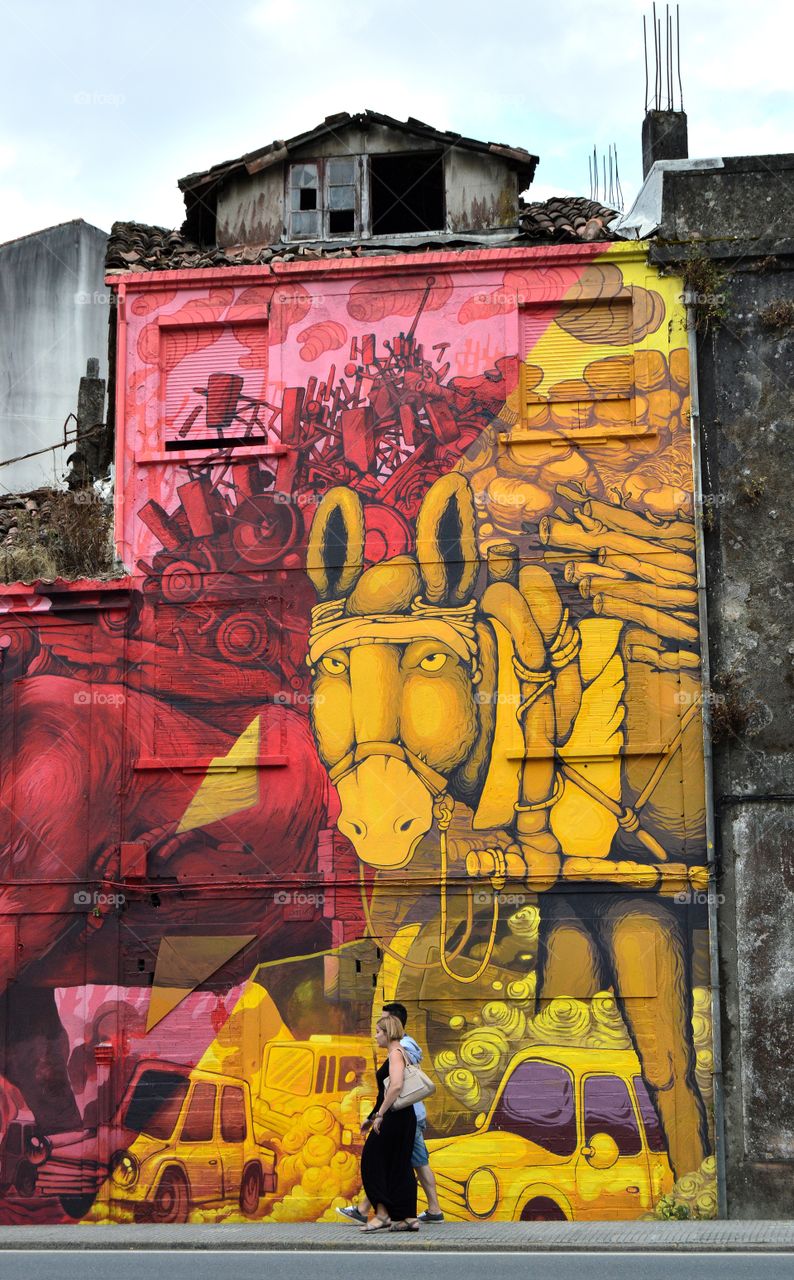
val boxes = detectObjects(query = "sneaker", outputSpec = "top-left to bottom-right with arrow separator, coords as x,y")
417,1210 -> 445,1223
336,1205 -> 368,1225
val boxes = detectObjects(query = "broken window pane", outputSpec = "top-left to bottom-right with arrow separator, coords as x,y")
299,187 -> 318,211
329,209 -> 355,234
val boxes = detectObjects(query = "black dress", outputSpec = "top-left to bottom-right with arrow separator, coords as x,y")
360,1052 -> 417,1221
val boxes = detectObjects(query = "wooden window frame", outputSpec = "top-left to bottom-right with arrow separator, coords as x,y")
287,157 -> 364,241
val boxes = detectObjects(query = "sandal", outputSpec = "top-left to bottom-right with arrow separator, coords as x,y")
360,1215 -> 392,1232
389,1220 -> 420,1232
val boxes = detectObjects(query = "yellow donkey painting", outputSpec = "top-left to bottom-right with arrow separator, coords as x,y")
304,254 -> 716,1222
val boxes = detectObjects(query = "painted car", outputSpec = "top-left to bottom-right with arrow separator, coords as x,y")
255,1034 -> 373,1144
29,1060 -> 277,1222
426,1046 -> 674,1221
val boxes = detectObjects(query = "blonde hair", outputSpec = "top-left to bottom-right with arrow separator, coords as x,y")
377,1013 -> 405,1042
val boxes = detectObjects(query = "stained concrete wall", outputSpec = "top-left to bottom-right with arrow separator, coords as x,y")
0,219 -> 109,491
651,155 -> 794,1217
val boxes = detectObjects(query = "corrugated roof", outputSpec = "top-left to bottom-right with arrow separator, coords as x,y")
178,109 -> 538,193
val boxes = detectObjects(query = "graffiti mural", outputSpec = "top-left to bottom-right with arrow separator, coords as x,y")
0,244 -> 717,1225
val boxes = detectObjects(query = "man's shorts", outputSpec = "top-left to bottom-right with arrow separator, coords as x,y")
411,1118 -> 430,1169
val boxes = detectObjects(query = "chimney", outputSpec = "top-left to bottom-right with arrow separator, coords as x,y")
642,110 -> 688,177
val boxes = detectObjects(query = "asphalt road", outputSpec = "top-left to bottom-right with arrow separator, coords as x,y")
2,1252 -> 794,1279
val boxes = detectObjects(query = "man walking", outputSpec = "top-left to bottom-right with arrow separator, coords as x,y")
337,1000 -> 444,1224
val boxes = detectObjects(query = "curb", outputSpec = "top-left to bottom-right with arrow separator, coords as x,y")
1,1221 -> 794,1252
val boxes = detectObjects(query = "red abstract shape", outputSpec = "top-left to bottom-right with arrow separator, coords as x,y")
232,324 -> 269,370
347,273 -> 453,323
451,354 -> 520,402
270,284 -> 312,345
130,289 -> 178,317
297,320 -> 348,363
136,288 -> 236,366
228,286 -> 272,321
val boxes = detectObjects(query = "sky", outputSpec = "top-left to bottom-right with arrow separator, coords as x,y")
0,0 -> 792,243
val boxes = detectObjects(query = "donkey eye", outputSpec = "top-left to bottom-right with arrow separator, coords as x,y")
419,652 -> 448,672
321,653 -> 349,675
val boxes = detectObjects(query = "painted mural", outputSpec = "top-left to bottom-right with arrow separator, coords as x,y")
0,243 -> 717,1226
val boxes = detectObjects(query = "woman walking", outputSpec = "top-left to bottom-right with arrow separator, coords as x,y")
360,1012 -> 419,1233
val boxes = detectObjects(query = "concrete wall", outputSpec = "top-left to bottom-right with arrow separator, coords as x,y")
214,123 -> 521,246
651,156 -> 794,1217
0,219 -> 109,491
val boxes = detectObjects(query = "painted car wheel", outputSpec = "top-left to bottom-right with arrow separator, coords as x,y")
152,1169 -> 189,1224
239,1162 -> 262,1216
59,1193 -> 97,1220
520,1196 -> 567,1222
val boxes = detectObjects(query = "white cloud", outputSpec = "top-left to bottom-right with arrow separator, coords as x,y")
0,0 -> 791,239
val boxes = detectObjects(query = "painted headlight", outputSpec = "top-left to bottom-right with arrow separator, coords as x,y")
110,1149 -> 140,1189
465,1166 -> 498,1218
24,1133 -> 51,1166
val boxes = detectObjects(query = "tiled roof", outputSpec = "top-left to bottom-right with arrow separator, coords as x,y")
104,221 -> 526,271
178,110 -> 538,195
519,196 -> 619,243
105,201 -> 624,273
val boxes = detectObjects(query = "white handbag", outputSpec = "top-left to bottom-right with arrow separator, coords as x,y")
385,1049 -> 436,1111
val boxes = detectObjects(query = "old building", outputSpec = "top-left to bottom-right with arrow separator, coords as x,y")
0,110 -> 756,1228
178,111 -> 538,249
0,219 -> 109,491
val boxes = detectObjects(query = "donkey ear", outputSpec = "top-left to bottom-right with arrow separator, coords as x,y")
415,473 -> 478,605
307,487 -> 365,601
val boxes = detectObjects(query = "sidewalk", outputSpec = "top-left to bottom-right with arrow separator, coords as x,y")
2,1220 -> 794,1251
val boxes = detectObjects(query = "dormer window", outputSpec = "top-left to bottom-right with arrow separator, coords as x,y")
288,158 -> 359,240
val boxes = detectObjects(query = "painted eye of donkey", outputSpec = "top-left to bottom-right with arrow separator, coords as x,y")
419,652 -> 448,672
320,653 -> 349,675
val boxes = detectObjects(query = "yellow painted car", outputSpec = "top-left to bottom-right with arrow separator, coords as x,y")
427,1046 -> 674,1221
255,1034 -> 373,1142
34,1060 -> 277,1222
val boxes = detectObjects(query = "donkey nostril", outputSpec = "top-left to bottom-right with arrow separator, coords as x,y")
340,817 -> 367,840
398,818 -> 414,832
